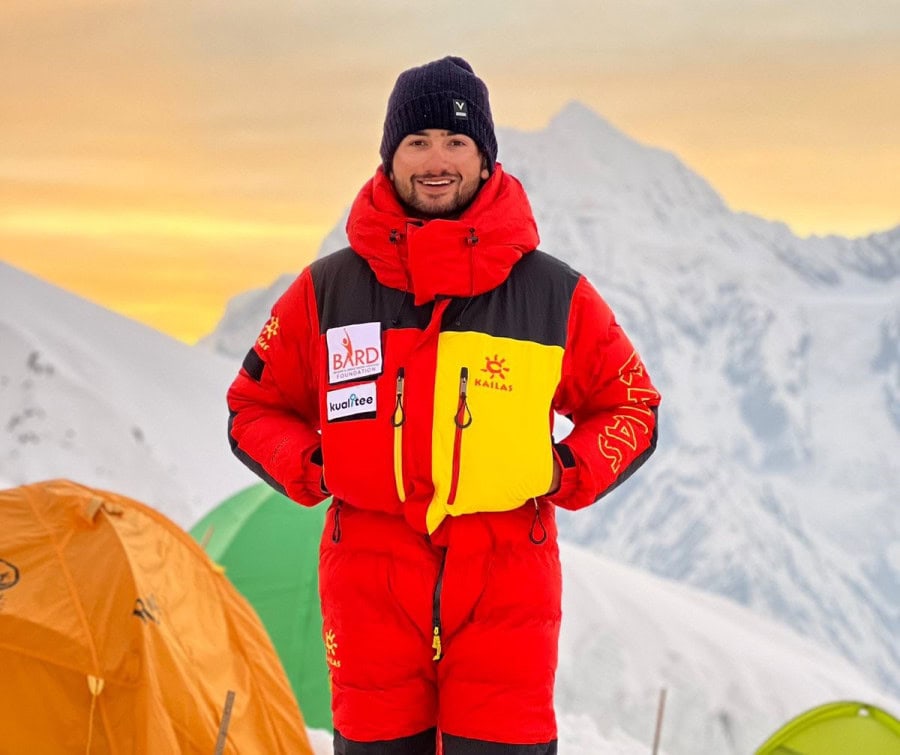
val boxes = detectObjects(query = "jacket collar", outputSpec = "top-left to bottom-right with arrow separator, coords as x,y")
346,164 -> 540,305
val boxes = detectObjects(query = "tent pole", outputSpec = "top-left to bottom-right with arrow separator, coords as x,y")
215,690 -> 236,755
652,687 -> 667,755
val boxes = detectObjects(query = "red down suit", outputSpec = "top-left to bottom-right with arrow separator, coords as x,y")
227,165 -> 660,747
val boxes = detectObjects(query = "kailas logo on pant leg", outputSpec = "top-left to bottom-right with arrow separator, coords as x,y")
324,627 -> 341,668
326,322 -> 383,384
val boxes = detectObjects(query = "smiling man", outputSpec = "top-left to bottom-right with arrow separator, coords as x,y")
389,129 -> 488,218
227,56 -> 661,755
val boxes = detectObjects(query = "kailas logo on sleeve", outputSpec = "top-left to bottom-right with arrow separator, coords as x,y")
327,382 -> 377,422
326,322 -> 383,384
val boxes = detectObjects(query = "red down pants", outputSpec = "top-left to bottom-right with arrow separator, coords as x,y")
318,499 -> 562,745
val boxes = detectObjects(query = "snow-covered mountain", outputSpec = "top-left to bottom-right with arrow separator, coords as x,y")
3,260 -> 899,754
199,102 -> 900,700
0,261 -> 256,527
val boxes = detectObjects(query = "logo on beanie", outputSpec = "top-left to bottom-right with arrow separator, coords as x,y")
453,100 -> 468,119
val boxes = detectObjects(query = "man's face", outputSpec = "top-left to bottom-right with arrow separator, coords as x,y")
390,129 -> 489,219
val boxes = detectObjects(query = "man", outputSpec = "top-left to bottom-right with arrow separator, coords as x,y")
227,56 -> 660,755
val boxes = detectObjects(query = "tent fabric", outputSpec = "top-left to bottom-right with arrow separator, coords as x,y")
756,700 -> 900,754
0,479 -> 313,754
191,483 -> 332,731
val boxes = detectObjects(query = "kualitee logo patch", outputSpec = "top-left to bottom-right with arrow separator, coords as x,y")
326,322 -> 383,384
327,382 -> 377,422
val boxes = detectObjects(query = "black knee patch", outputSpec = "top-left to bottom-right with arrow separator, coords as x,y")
334,727 -> 438,755
441,733 -> 558,755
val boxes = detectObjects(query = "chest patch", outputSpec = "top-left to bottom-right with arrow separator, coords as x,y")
326,321 -> 383,384
326,382 -> 377,422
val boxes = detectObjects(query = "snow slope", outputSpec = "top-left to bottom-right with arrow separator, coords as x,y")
0,261 -> 256,527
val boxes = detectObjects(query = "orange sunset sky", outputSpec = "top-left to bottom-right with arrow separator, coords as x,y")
2,0 -> 899,344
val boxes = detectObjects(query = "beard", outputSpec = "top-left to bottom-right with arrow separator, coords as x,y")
392,172 -> 484,220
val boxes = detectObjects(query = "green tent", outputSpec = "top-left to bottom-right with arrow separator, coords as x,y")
756,701 -> 900,754
191,483 -> 332,731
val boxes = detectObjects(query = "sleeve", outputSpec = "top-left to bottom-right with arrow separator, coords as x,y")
226,267 -> 329,506
547,275 -> 661,511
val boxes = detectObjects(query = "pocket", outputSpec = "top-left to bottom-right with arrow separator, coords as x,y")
319,373 -> 400,511
431,333 -> 564,518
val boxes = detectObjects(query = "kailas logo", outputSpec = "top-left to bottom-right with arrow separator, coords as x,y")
473,354 -> 513,392
453,99 -> 468,118
256,315 -> 279,351
0,559 -> 19,591
324,628 -> 341,668
327,322 -> 383,384
327,382 -> 377,422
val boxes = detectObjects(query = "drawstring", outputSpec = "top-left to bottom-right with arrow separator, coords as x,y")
331,500 -> 343,543
466,228 -> 479,300
529,498 -> 547,545
391,290 -> 408,327
454,297 -> 473,327
387,231 -> 413,323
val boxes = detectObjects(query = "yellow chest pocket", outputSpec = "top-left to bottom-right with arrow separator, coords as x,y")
427,331 -> 564,532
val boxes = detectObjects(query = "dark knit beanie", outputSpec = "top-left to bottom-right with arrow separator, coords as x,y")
380,56 -> 498,173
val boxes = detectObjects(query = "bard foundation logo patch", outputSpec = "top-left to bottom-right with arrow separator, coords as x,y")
327,322 -> 383,384
474,354 -> 513,392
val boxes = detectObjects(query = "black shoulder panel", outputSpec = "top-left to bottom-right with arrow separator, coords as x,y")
309,248 -> 434,333
442,250 -> 581,347
309,248 -> 580,346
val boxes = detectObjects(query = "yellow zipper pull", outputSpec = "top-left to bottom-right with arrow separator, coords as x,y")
432,626 -> 443,661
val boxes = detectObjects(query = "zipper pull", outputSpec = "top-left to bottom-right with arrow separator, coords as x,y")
529,498 -> 547,545
454,367 -> 472,429
432,626 -> 443,661
392,367 -> 406,427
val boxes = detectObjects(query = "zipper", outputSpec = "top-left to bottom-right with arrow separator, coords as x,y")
392,367 -> 407,502
446,367 -> 472,507
431,548 -> 447,661
331,499 -> 343,543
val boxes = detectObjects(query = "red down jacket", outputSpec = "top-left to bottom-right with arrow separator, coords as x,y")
227,165 -> 660,746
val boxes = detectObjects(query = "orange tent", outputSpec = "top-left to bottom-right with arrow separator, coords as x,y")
0,479 -> 314,754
